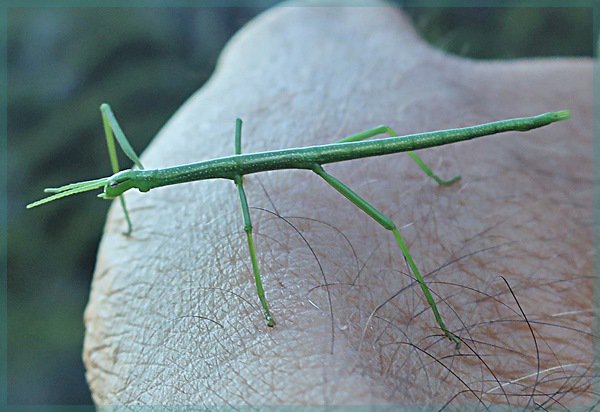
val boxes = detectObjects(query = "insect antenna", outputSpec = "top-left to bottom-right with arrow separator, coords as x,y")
26,176 -> 111,209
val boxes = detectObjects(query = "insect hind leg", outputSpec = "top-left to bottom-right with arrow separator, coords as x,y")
311,163 -> 460,347
337,125 -> 461,186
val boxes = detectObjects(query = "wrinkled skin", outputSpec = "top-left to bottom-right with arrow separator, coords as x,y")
83,3 -> 594,409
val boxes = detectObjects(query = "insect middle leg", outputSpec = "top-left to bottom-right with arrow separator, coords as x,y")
337,125 -> 461,186
233,119 -> 275,326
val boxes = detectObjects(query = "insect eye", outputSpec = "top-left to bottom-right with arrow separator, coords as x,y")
109,178 -> 129,188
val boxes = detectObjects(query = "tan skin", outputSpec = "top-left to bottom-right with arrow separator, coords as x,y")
83,5 -> 593,408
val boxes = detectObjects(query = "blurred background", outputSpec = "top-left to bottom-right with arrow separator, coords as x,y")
7,3 -> 592,405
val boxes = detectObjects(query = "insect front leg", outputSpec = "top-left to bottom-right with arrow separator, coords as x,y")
99,103 -> 145,235
337,125 -> 461,186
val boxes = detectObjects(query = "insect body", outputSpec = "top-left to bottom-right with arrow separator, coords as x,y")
28,104 -> 570,347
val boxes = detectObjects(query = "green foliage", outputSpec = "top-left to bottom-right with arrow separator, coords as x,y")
405,7 -> 592,58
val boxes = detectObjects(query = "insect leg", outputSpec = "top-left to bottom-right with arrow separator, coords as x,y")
337,125 -> 461,186
100,104 -> 144,169
234,119 -> 275,326
100,103 -> 145,235
312,163 -> 460,347
234,118 -> 243,155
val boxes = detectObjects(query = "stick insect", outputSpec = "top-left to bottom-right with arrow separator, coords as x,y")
28,104 -> 570,347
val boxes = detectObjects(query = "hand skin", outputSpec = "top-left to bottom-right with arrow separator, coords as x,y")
83,4 -> 594,408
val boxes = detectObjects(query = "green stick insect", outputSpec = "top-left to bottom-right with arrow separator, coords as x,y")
28,104 -> 570,347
